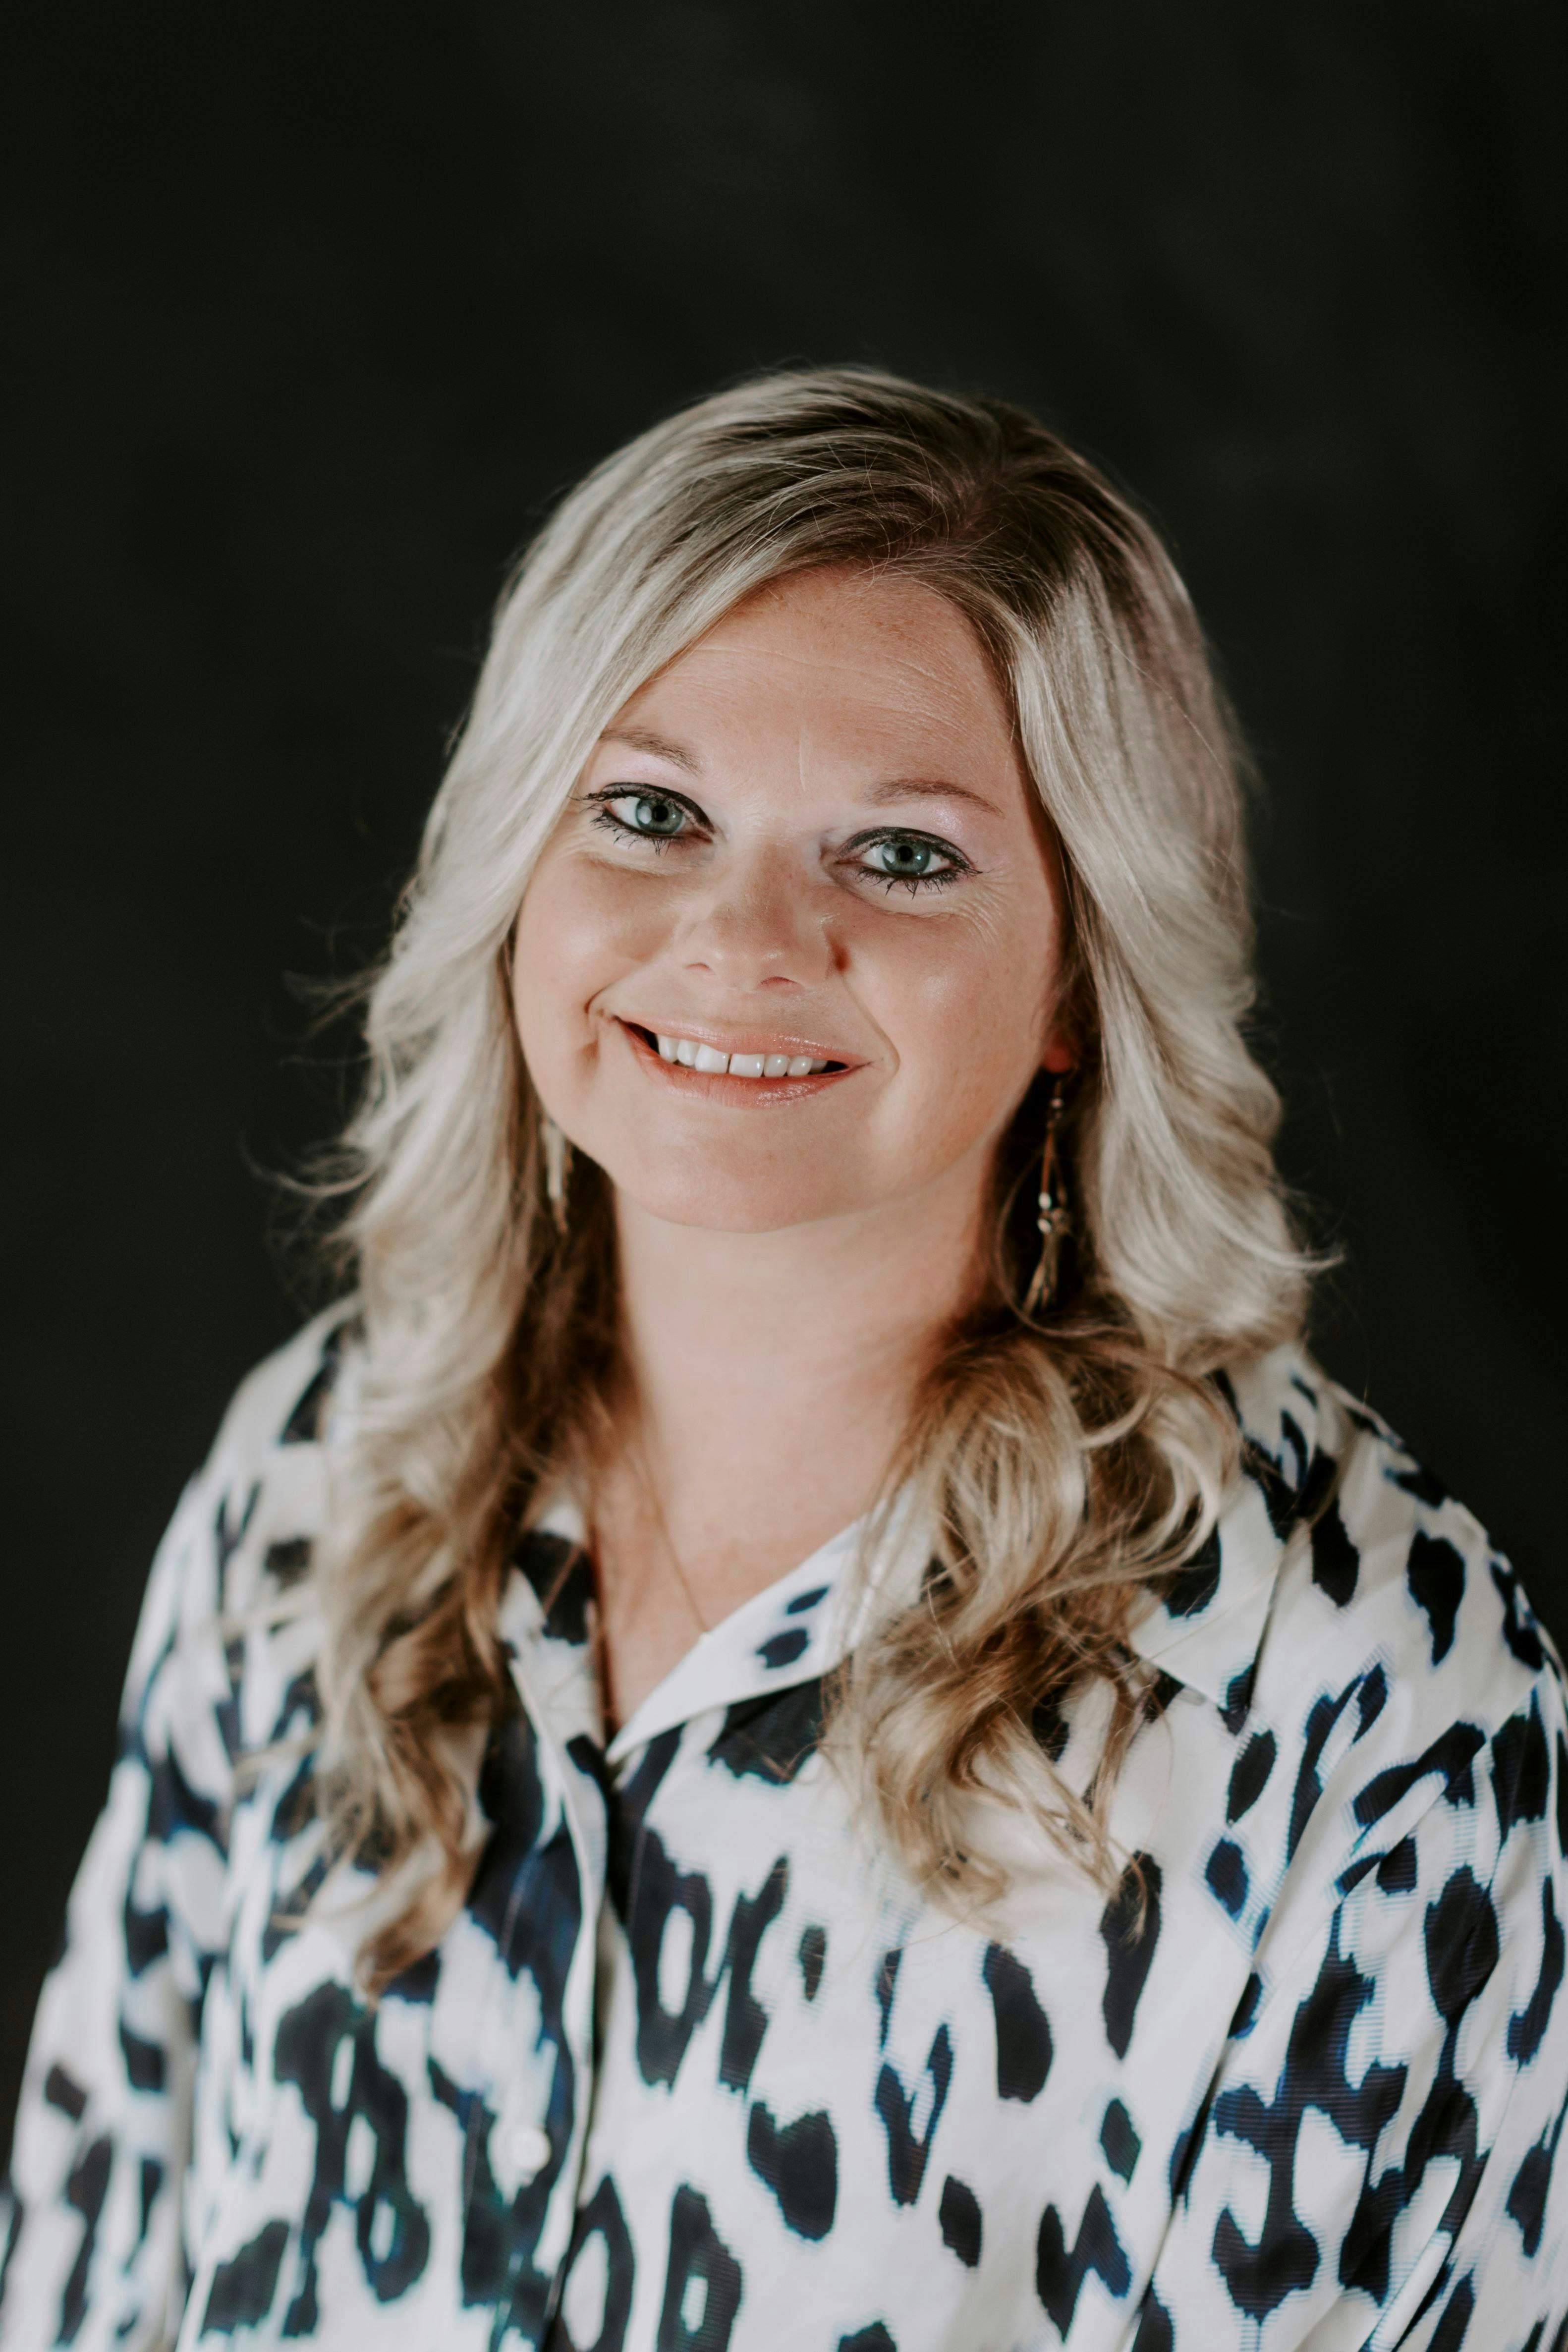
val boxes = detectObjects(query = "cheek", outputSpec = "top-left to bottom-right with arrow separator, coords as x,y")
511,854 -> 655,1061
862,895 -> 1059,1133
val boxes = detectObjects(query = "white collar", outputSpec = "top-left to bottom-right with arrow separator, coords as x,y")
501,1344 -> 1329,1757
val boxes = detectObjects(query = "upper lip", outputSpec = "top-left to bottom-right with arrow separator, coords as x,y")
611,1014 -> 864,1065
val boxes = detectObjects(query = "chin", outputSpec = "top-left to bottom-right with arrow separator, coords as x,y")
611,1163 -> 864,1236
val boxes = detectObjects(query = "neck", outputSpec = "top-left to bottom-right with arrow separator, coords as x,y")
611,1160 -> 986,1545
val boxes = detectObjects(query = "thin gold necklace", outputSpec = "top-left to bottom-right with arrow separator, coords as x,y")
595,1425 -> 711,1639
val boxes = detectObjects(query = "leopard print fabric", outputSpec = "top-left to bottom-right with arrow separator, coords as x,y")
2,1309 -> 1566,2348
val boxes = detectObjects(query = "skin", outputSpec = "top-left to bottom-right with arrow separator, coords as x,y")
512,565 -> 1073,1726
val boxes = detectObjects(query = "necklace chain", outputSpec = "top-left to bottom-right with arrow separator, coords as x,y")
624,1427 -> 711,1637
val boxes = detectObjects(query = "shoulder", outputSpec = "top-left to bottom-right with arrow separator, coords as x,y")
1201,1342 -> 1567,1974
1144,1351 -> 1568,2337
203,1301 -> 359,1492
1135,1338 -> 1561,1751
129,1304 -> 357,1707
1232,1340 -> 1559,1746
204,1299 -> 359,1607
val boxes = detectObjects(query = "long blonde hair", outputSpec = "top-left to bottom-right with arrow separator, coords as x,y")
313,368 -> 1310,1986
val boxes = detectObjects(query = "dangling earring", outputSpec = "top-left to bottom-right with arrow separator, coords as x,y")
541,1115 -> 572,1233
1021,1075 -> 1071,1315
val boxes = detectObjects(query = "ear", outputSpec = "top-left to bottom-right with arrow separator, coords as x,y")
1041,1031 -> 1075,1075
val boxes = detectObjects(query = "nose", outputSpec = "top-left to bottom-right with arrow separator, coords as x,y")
675,843 -> 834,993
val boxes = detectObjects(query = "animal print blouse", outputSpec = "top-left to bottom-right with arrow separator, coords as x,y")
3,1310 -> 1566,2350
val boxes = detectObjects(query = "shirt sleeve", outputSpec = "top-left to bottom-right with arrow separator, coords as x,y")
0,1450 -> 241,2352
1134,1679 -> 1568,2350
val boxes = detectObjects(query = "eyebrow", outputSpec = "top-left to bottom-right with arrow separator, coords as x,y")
597,731 -> 1000,816
598,726 -> 704,775
860,776 -> 1003,816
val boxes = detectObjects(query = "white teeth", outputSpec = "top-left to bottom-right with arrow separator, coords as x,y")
650,1032 -> 839,1079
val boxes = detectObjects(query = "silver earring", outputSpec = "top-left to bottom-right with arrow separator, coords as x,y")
1021,1076 -> 1071,1315
541,1116 -> 572,1233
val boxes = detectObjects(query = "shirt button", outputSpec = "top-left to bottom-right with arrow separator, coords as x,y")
505,2123 -> 552,2181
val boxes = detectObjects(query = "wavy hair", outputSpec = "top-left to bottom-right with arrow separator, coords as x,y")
311,368 -> 1311,1987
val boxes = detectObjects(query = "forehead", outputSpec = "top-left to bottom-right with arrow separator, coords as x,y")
613,568 -> 1018,771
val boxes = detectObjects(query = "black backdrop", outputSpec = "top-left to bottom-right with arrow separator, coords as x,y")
4,1 -> 1564,2135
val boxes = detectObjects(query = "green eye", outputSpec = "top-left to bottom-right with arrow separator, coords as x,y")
868,838 -> 935,877
631,795 -> 685,836
851,830 -> 967,894
587,787 -> 703,851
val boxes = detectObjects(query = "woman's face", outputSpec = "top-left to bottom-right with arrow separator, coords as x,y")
512,566 -> 1072,1236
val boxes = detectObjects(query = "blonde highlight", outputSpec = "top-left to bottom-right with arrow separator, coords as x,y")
306,368 -> 1311,1988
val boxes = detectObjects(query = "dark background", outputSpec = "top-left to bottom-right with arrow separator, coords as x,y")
3,0 -> 1564,2137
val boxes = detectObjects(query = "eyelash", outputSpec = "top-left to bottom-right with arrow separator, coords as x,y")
583,790 -> 970,893
587,793 -> 693,855
860,851 -> 964,896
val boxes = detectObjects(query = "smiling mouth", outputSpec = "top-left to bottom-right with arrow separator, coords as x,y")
617,1020 -> 851,1082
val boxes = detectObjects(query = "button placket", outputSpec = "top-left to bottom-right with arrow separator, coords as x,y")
500,1626 -> 611,2330
504,2121 -> 553,2183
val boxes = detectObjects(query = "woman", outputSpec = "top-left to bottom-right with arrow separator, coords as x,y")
3,370 -> 1564,2352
